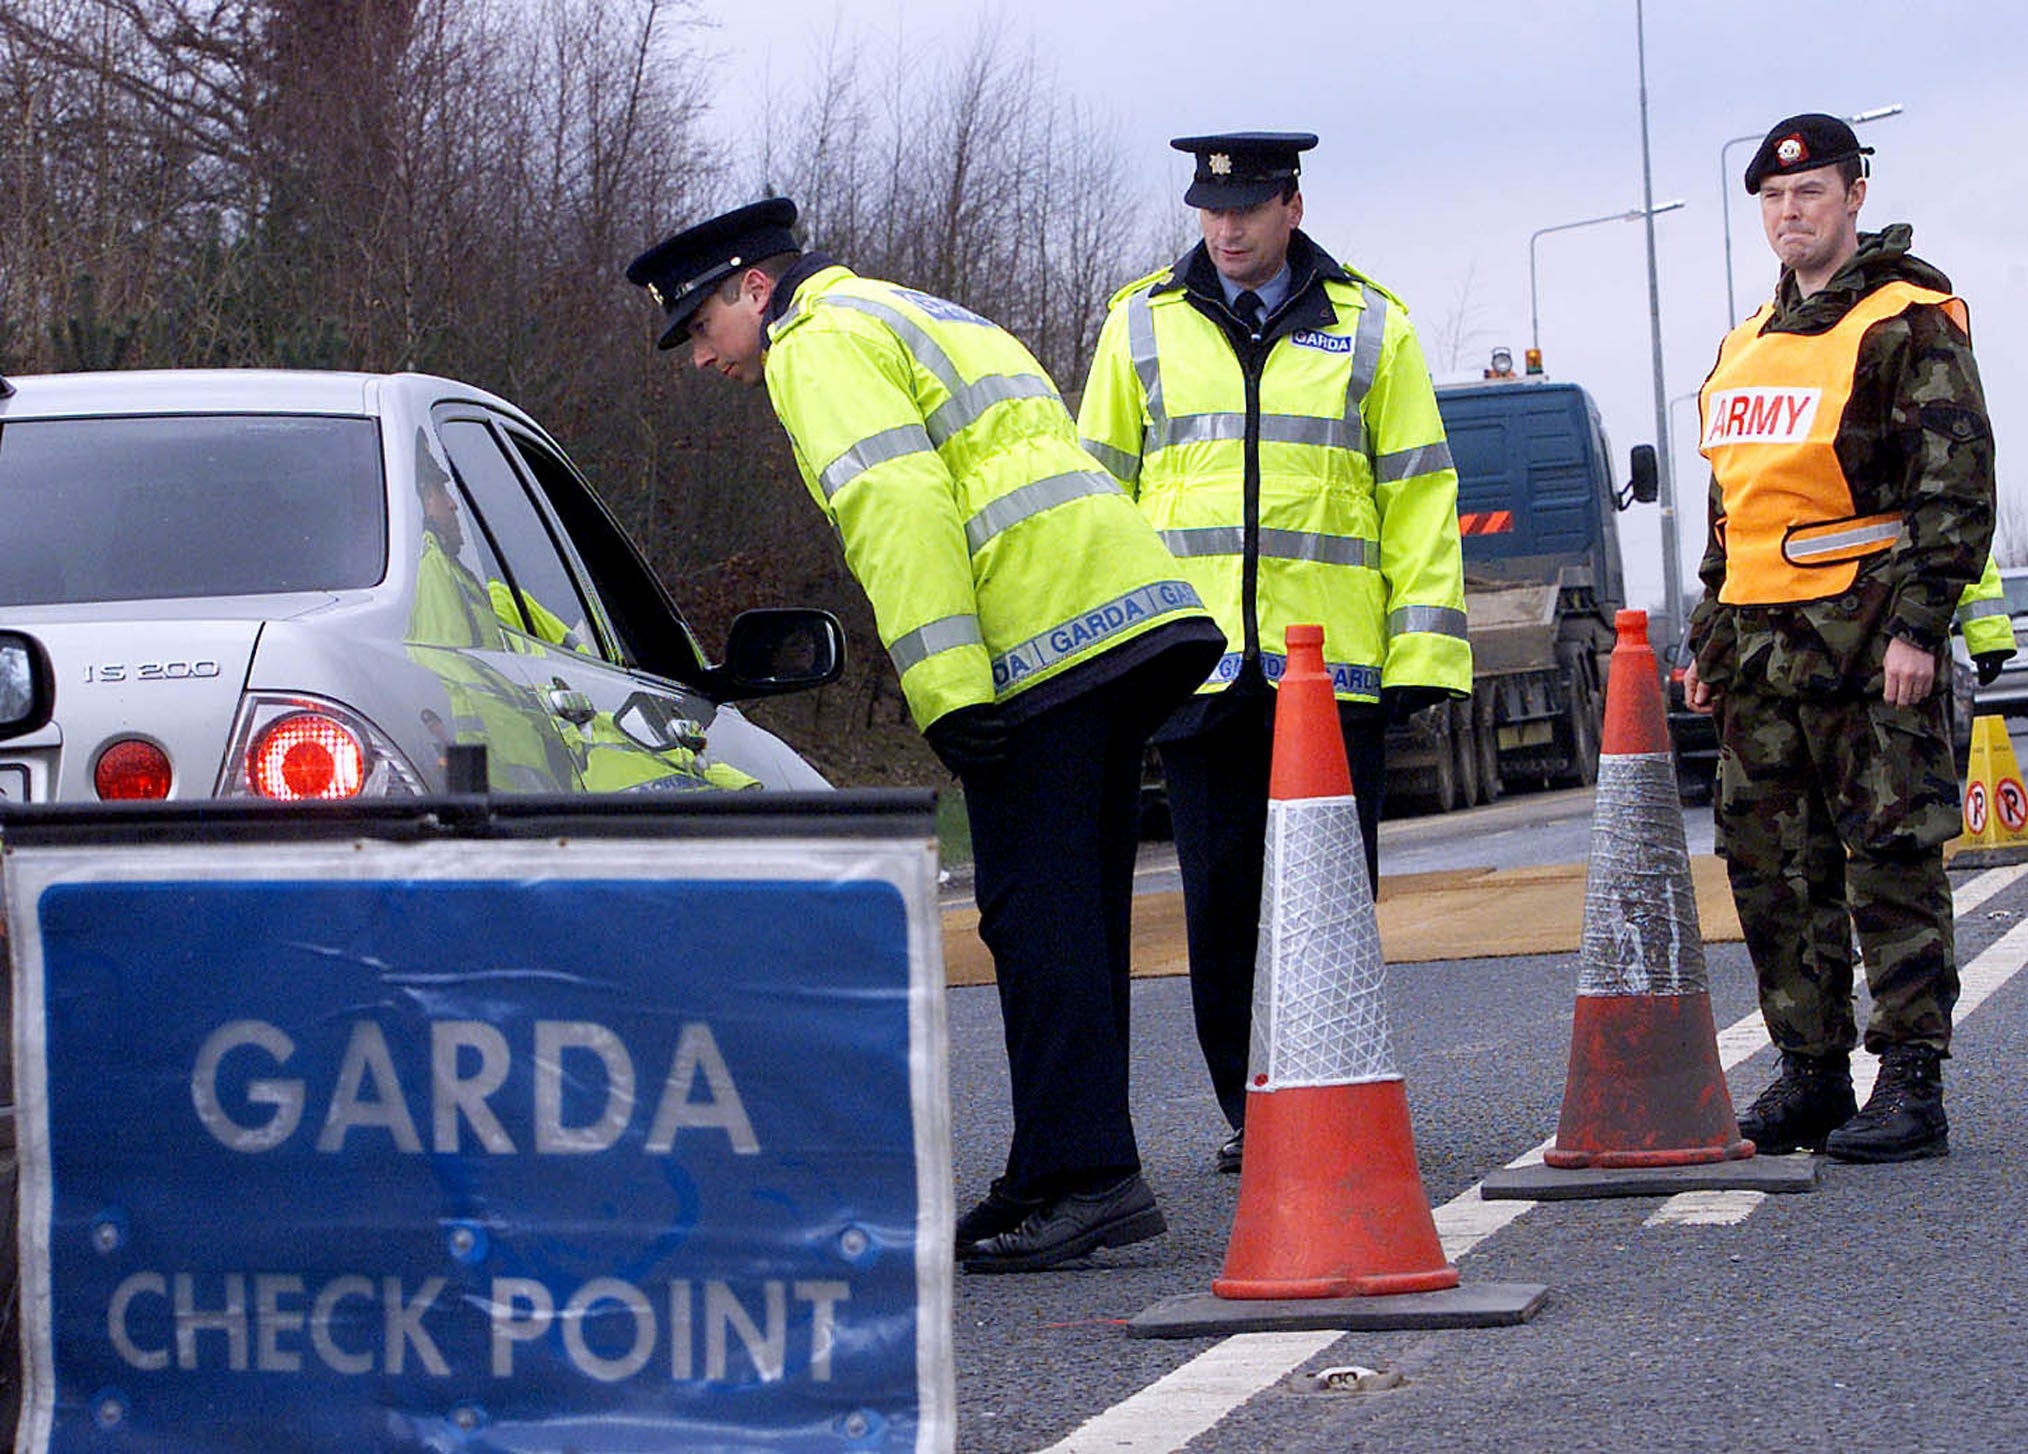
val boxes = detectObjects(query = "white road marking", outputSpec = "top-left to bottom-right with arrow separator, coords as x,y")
1044,864 -> 2028,1453
1644,1190 -> 1766,1226
1034,1332 -> 1343,1454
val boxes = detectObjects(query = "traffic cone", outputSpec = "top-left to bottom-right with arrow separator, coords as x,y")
1484,609 -> 1815,1201
1949,716 -> 2028,868
1132,626 -> 1546,1335
1214,625 -> 1455,1299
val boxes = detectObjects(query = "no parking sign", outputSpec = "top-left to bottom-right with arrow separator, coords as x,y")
3,794 -> 952,1452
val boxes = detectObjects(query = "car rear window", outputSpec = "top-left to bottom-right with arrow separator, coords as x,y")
0,414 -> 387,605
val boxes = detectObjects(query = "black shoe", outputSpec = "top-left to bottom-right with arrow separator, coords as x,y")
1215,1127 -> 1244,1174
955,1177 -> 1045,1257
1737,1051 -> 1857,1154
1826,1045 -> 1948,1163
961,1174 -> 1165,1274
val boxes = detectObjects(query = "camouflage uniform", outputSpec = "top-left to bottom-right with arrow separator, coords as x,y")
1690,226 -> 1996,1057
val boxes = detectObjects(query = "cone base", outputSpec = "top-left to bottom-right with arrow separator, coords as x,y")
1483,1154 -> 1820,1202
1131,1283 -> 1549,1339
1215,1081 -> 1458,1301
1548,991 -> 1748,1168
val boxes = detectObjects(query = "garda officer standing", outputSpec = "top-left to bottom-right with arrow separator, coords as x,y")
1683,114 -> 1997,1162
1078,133 -> 1470,1172
627,199 -> 1224,1271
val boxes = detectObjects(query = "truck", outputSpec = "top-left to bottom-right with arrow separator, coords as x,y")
1386,370 -> 1659,811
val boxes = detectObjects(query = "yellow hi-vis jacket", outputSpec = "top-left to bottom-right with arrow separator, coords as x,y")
1957,553 -> 2018,662
1700,280 -> 1965,605
764,264 -> 1212,729
1075,245 -> 1470,703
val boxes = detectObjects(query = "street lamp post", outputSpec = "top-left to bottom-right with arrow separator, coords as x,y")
1635,0 -> 1681,650
1527,199 -> 1686,361
1720,103 -> 1903,326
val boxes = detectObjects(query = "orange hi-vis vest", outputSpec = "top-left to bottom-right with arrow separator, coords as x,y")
1699,280 -> 1967,605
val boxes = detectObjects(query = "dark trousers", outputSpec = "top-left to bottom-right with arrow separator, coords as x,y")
958,664 -> 1193,1196
1158,691 -> 1386,1129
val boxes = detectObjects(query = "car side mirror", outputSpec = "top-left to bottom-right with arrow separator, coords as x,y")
709,608 -> 846,700
1621,444 -> 1660,509
0,629 -> 55,742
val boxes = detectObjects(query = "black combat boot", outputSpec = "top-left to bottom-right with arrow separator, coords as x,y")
1736,1051 -> 1857,1154
1825,1045 -> 1948,1163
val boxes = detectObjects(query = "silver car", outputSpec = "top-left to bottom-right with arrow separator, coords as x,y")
0,369 -> 840,804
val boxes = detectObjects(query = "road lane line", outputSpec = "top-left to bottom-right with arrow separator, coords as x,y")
1045,864 -> 2028,1452
1034,1331 -> 1342,1454
1644,1190 -> 1765,1226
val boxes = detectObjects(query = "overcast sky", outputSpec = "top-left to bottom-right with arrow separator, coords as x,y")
689,0 -> 2028,622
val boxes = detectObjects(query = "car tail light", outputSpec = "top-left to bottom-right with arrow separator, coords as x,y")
219,694 -> 424,799
94,739 -> 174,800
247,712 -> 368,800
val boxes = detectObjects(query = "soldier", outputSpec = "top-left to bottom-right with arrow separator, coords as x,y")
627,199 -> 1224,1270
1683,113 -> 1997,1162
1077,132 -> 1469,1171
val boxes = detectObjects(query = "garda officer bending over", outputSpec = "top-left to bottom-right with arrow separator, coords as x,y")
1078,133 -> 1469,1172
1683,114 -> 1997,1162
628,199 -> 1224,1271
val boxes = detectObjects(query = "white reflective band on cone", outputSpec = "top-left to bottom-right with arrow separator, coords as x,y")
1578,753 -> 1708,997
1246,794 -> 1397,1089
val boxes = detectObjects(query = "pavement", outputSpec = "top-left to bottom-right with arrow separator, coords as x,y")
940,852 -> 1745,987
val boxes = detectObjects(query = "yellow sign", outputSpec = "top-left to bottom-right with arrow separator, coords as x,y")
1950,715 -> 2028,865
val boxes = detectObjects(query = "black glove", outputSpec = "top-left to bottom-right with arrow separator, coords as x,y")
1976,651 -> 2012,687
924,703 -> 1011,774
1381,685 -> 1451,726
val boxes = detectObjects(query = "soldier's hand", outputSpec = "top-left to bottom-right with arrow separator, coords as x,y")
1882,636 -> 1937,708
1682,657 -> 1715,714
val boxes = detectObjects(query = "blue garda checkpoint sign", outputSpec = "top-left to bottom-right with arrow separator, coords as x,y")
2,794 -> 954,1453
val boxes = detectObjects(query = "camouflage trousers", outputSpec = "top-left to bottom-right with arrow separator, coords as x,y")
1713,681 -> 1960,1056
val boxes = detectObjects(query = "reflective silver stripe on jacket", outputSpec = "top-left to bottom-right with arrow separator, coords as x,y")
1081,435 -> 1142,484
1959,597 -> 2009,622
1147,412 -> 1361,454
1126,287 -> 1165,422
1784,519 -> 1902,561
1389,604 -> 1470,641
965,471 -> 1123,554
991,579 -> 1205,692
819,422 -> 935,499
1374,440 -> 1455,484
928,373 -> 1058,443
1160,526 -> 1378,569
1345,294 -> 1389,421
821,293 -> 1058,446
889,613 -> 985,676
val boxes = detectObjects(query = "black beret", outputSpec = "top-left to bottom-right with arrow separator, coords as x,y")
625,198 -> 800,349
1170,132 -> 1318,209
1744,114 -> 1872,194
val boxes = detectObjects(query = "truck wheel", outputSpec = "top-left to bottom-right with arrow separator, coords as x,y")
1428,735 -> 1459,812
1452,701 -> 1481,808
1557,665 -> 1601,787
1475,694 -> 1502,803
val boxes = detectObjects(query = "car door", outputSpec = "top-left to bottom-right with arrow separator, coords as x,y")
433,410 -> 745,793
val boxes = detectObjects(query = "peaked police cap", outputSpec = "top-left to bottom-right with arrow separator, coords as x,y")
1170,131 -> 1317,209
626,197 -> 800,349
1744,114 -> 1872,194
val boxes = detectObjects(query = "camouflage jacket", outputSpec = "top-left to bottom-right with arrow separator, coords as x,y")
1689,224 -> 1996,697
